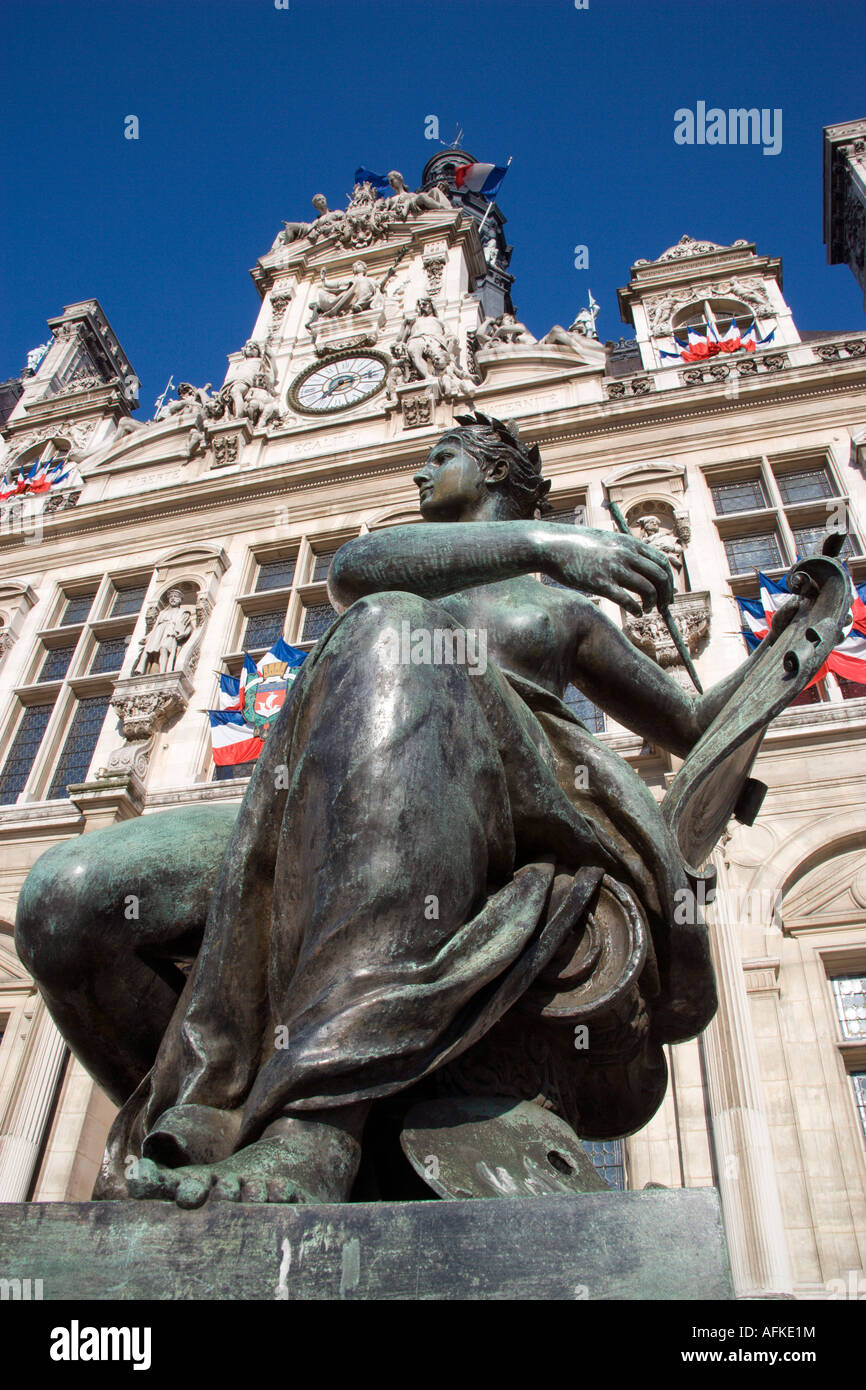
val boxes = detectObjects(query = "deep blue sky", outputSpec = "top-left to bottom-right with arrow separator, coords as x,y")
2,0 -> 863,412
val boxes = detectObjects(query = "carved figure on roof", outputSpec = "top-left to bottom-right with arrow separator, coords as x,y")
476,312 -> 533,348
440,334 -> 477,401
306,263 -> 380,329
386,171 -> 452,219
396,297 -> 452,381
271,194 -> 338,251
222,342 -> 274,418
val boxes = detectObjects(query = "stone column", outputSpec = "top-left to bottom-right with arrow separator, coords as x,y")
0,998 -> 67,1202
700,852 -> 793,1298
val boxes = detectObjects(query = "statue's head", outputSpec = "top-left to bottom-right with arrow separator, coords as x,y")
387,171 -> 405,192
243,340 -> 262,358
414,412 -> 551,523
639,516 -> 660,535
416,297 -> 434,316
177,382 -> 195,399
166,588 -> 184,606
312,193 -> 327,213
352,261 -> 366,275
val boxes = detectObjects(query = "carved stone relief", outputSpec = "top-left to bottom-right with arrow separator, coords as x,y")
625,591 -> 711,668
644,277 -> 774,337
402,392 -> 435,428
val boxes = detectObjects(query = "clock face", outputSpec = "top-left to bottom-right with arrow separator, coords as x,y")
289,353 -> 388,414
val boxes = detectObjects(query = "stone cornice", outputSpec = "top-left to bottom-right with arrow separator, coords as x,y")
0,350 -> 864,563
0,802 -> 84,840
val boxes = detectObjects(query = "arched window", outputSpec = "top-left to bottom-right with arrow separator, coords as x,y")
671,297 -> 755,338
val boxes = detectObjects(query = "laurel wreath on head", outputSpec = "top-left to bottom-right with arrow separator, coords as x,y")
453,410 -> 552,508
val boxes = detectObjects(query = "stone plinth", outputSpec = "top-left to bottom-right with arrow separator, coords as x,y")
0,1189 -> 733,1300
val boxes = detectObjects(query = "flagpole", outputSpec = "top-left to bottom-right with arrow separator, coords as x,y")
477,155 -> 511,236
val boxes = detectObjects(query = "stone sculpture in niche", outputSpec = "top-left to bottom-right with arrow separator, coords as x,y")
132,589 -> 193,676
636,514 -> 687,587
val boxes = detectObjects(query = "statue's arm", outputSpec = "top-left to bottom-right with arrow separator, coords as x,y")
568,596 -> 788,758
328,522 -> 677,612
329,522 -> 546,607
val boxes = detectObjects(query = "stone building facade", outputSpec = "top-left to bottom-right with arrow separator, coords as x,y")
825,117 -> 866,310
1,151 -> 864,1300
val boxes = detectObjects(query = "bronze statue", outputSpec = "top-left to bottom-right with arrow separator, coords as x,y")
15,414 -> 849,1208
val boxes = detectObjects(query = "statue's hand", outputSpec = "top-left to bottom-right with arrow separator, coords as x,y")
545,527 -> 675,616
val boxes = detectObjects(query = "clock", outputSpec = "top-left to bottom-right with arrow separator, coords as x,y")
289,352 -> 389,415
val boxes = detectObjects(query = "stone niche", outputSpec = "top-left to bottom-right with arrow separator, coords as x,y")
95,545 -> 229,795
0,582 -> 38,667
603,464 -> 712,676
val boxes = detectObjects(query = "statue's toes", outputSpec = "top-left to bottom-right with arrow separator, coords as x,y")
266,1177 -> 300,1204
211,1173 -> 242,1203
127,1157 -> 168,1201
174,1173 -> 212,1209
239,1177 -> 268,1203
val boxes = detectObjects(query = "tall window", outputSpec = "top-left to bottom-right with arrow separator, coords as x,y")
707,450 -> 864,704
0,573 -> 148,805
831,975 -> 866,1040
852,1074 -> 866,1145
827,969 -> 866,1148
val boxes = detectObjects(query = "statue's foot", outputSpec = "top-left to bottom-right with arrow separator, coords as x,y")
126,1137 -> 318,1209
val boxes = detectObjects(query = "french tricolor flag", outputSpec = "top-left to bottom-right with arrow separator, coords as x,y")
208,710 -> 264,766
737,570 -> 866,689
453,161 -> 508,199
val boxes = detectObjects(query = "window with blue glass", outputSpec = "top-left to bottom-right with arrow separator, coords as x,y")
255,557 -> 297,593
47,695 -> 111,799
110,584 -> 148,618
243,609 -> 287,651
584,1139 -> 626,1189
565,684 -> 605,733
89,637 -> 129,674
0,703 -> 55,805
302,602 -> 337,642
0,573 -> 144,802
60,589 -> 97,626
37,643 -> 76,683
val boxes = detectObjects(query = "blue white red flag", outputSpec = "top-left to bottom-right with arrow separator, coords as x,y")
208,710 -> 264,767
217,673 -> 242,712
209,641 -> 308,767
453,161 -> 508,199
663,318 -> 776,363
736,570 -> 866,689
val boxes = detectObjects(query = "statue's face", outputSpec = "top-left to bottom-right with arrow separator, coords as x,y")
414,435 -> 485,522
417,298 -> 433,315
312,195 -> 326,211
